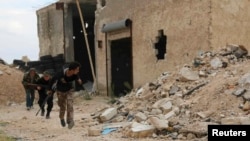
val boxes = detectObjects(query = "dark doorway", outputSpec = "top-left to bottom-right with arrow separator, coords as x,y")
73,17 -> 95,90
111,38 -> 133,97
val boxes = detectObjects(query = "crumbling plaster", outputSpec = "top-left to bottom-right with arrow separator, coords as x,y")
37,4 -> 65,58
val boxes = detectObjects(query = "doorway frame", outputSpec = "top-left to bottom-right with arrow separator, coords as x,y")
105,28 -> 133,97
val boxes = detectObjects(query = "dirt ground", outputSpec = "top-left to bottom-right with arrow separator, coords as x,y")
0,64 -> 171,141
0,95 -> 172,141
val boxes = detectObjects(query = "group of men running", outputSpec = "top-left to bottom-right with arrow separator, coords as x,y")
21,61 -> 82,129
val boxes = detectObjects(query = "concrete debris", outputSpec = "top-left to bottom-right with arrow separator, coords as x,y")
100,107 -> 117,122
86,44 -> 250,140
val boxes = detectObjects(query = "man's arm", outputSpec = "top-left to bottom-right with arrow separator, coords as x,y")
22,73 -> 28,85
76,74 -> 82,85
47,71 -> 62,93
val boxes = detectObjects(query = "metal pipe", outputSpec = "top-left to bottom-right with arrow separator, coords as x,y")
102,19 -> 131,33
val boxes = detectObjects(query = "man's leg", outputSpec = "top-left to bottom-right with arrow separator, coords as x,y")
25,90 -> 31,110
38,93 -> 46,116
57,91 -> 67,127
46,95 -> 54,119
30,90 -> 35,108
66,90 -> 74,129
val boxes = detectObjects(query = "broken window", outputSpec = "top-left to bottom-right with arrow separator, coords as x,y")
154,29 -> 167,60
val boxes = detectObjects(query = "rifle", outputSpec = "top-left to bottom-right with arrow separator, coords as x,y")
26,83 -> 50,89
35,93 -> 52,116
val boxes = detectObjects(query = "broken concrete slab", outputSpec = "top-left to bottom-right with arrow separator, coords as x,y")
126,122 -> 155,138
100,107 -> 117,122
88,125 -> 103,136
159,101 -> 172,114
165,110 -> 176,120
179,122 -> 218,136
152,98 -> 172,109
135,112 -> 147,122
243,90 -> 250,100
179,67 -> 199,81
221,117 -> 250,124
149,116 -> 169,130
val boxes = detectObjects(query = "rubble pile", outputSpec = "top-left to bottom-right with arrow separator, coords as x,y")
85,44 -> 250,140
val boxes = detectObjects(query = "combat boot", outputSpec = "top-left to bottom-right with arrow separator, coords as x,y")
68,120 -> 75,129
60,119 -> 66,127
46,111 -> 50,119
41,109 -> 45,116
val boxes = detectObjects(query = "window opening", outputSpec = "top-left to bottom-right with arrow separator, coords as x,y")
154,29 -> 167,60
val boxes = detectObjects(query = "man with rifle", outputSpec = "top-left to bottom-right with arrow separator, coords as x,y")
36,71 -> 54,119
48,62 -> 82,129
22,68 -> 40,110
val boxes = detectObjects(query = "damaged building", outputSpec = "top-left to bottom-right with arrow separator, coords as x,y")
36,0 -> 250,96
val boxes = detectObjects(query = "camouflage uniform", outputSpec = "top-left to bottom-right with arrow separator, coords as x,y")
49,63 -> 81,129
57,90 -> 74,123
22,68 -> 40,110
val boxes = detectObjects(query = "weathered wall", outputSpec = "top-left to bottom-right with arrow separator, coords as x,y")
95,0 -> 211,94
36,4 -> 64,58
211,0 -> 250,50
63,4 -> 74,62
37,0 -> 250,96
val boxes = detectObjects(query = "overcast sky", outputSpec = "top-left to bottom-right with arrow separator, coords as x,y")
0,0 -> 58,64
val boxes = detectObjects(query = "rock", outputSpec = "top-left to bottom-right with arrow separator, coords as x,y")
135,112 -> 147,122
169,85 -> 179,95
179,122 -> 218,135
243,101 -> 250,111
243,90 -> 250,100
233,88 -> 246,96
88,125 -> 102,136
210,57 -> 222,69
100,108 -> 117,122
152,98 -> 172,109
126,122 -> 155,138
165,111 -> 175,120
149,116 -> 169,130
179,67 -> 199,81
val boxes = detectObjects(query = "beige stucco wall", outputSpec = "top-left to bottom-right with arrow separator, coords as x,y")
37,0 -> 250,96
36,4 -> 64,58
95,0 -> 211,94
211,0 -> 250,50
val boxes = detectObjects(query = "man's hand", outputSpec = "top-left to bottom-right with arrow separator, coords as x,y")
77,79 -> 82,85
37,86 -> 41,90
47,90 -> 52,96
22,82 -> 28,86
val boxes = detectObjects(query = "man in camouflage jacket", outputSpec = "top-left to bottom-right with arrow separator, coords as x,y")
22,68 -> 40,110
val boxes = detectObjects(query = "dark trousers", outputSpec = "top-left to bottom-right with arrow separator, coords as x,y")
38,92 -> 53,113
25,89 -> 35,108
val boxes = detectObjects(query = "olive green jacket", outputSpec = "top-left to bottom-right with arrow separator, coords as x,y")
22,72 -> 40,90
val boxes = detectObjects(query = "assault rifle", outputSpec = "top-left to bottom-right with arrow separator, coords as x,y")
35,93 -> 53,116
26,83 -> 50,89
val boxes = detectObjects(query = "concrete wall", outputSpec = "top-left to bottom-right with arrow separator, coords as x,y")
95,0 -> 211,94
37,0 -> 250,96
211,0 -> 250,50
63,4 -> 74,62
36,4 -> 65,58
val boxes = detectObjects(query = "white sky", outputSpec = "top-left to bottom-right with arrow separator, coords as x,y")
0,0 -> 58,64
